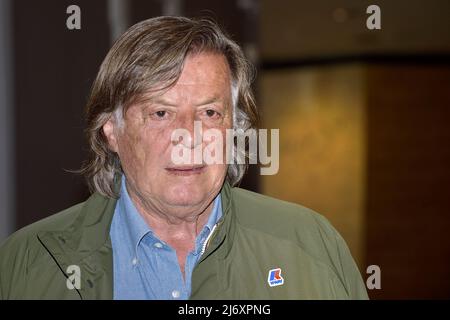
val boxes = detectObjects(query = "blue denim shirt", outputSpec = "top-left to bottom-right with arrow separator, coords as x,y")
110,177 -> 222,300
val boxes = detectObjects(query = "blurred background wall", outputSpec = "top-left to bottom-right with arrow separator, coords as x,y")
259,0 -> 450,299
0,0 -> 449,299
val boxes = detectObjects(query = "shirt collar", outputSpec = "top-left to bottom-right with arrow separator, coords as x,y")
117,175 -> 223,253
117,176 -> 152,252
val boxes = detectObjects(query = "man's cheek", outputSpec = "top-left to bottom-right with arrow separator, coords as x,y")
119,136 -> 147,170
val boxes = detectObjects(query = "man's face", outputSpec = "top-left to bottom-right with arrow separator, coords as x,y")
103,52 -> 233,219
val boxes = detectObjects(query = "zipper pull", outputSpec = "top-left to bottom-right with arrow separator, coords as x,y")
200,223 -> 218,256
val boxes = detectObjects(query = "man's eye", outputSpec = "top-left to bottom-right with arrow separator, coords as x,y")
206,109 -> 220,118
155,111 -> 167,118
149,110 -> 170,121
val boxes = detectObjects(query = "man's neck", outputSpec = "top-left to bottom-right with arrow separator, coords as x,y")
126,184 -> 214,242
138,199 -> 214,244
129,193 -> 216,280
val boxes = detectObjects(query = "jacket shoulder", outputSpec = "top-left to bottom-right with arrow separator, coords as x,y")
231,187 -> 336,244
1,201 -> 85,248
230,187 -> 368,299
0,201 -> 85,299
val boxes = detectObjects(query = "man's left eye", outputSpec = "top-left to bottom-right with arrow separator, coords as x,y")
205,109 -> 220,117
155,110 -> 167,118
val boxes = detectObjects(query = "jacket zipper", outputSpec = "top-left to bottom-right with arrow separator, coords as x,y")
200,223 -> 218,256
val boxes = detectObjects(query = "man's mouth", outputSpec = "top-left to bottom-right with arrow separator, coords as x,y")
165,165 -> 206,176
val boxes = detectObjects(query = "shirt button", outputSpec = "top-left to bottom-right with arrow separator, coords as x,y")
171,290 -> 180,299
132,258 -> 138,265
154,242 -> 163,248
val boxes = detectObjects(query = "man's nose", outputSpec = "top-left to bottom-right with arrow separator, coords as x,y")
178,115 -> 202,149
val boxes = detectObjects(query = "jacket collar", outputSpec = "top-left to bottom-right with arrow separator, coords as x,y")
198,180 -> 236,262
37,191 -> 117,299
37,178 -> 236,299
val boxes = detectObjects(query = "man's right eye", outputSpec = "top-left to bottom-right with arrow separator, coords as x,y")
150,110 -> 170,120
155,111 -> 167,118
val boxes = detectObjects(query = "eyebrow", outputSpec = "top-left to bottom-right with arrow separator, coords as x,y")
150,96 -> 223,107
150,98 -> 177,107
194,96 -> 222,107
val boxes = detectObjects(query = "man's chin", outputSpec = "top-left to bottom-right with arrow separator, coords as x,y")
164,185 -> 202,203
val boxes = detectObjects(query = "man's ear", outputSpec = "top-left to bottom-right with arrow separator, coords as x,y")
103,119 -> 119,153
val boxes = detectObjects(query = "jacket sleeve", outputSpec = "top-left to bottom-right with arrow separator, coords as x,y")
0,269 -> 3,300
312,213 -> 369,300
0,236 -> 15,300
0,229 -> 30,300
334,231 -> 369,299
0,240 -> 9,300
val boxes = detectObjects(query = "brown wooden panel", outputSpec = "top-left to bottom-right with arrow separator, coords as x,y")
366,64 -> 450,299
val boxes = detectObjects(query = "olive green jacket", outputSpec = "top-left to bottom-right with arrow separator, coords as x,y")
0,182 -> 368,299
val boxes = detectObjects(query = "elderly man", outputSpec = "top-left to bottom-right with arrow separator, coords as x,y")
0,17 -> 368,300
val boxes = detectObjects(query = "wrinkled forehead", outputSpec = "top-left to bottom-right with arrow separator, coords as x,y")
127,52 -> 235,110
176,52 -> 232,86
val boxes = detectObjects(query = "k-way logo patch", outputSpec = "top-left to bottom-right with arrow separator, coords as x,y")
268,268 -> 284,287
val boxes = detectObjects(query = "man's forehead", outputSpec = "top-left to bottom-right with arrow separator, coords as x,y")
157,81 -> 231,101
151,95 -> 225,107
175,52 -> 232,86
128,52 -> 233,109
130,83 -> 232,110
